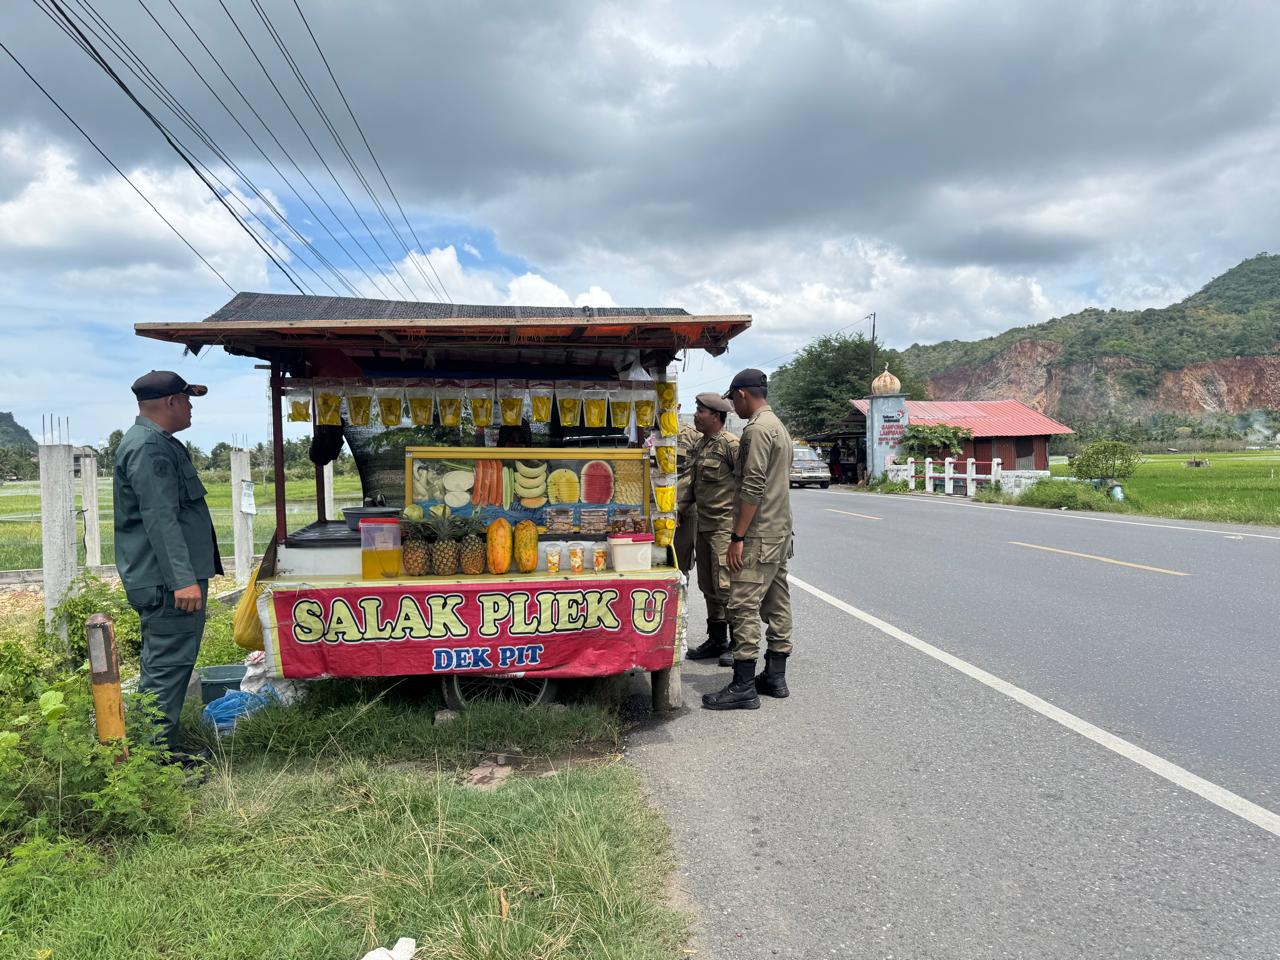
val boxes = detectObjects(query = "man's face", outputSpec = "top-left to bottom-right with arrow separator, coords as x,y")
730,389 -> 750,419
168,392 -> 193,432
693,405 -> 720,434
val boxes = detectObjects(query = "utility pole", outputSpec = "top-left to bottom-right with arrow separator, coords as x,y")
865,312 -> 877,388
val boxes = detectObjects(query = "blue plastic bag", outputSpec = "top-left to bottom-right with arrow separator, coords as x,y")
201,688 -> 276,735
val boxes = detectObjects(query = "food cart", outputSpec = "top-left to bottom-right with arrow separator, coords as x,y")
136,293 -> 750,710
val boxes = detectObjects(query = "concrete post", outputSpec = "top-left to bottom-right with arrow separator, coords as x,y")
924,458 -> 933,493
944,457 -> 954,495
322,460 -> 336,522
906,458 -> 916,490
966,458 -> 976,497
39,443 -> 76,637
231,449 -> 254,587
992,457 -> 1003,486
80,453 -> 100,567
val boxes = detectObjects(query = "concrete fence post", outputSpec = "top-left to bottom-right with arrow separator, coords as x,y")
906,458 -> 916,490
924,458 -> 933,493
322,460 -> 336,521
80,452 -> 100,567
992,457 -> 1003,486
966,458 -> 976,497
230,449 -> 254,587
943,457 -> 954,495
39,443 -> 76,638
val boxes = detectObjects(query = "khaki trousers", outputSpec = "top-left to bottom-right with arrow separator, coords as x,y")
695,529 -> 731,621
722,538 -> 793,661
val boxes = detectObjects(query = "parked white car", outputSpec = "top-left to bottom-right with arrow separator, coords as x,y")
789,446 -> 831,488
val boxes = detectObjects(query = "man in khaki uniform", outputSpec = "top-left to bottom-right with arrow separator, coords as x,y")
673,408 -> 701,573
703,369 -> 794,711
682,393 -> 739,666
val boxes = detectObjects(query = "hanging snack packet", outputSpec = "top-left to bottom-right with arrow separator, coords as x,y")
529,380 -> 554,424
498,379 -> 528,426
436,384 -> 464,428
407,385 -> 434,426
655,380 -> 678,411
467,380 -> 495,428
556,383 -> 582,427
377,387 -> 404,427
609,385 -> 632,430
652,475 -> 676,513
633,385 -> 657,429
583,387 -> 608,429
658,407 -> 679,437
286,385 -> 311,423
654,436 -> 677,475
346,391 -> 372,427
315,387 -> 342,426
652,513 -> 677,548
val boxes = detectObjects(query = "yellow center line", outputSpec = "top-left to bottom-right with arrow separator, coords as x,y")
827,508 -> 882,521
1008,541 -> 1190,577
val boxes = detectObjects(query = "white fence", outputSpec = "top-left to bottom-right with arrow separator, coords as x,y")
886,457 -> 1049,497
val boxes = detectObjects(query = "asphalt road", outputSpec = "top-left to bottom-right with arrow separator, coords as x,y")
626,490 -> 1280,959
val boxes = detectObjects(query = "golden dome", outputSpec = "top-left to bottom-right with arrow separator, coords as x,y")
870,364 -> 901,396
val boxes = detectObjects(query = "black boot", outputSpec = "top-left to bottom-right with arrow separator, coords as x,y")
701,659 -> 761,710
687,620 -> 730,660
717,625 -> 737,667
754,651 -> 790,699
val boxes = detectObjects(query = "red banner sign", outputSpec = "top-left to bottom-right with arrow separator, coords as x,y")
265,577 -> 681,679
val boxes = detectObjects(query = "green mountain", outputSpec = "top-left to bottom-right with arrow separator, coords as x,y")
900,254 -> 1280,427
0,412 -> 36,451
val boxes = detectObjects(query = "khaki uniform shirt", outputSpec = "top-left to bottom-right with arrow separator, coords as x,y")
735,404 -> 794,541
674,422 -> 701,514
113,416 -> 223,591
689,430 -> 739,531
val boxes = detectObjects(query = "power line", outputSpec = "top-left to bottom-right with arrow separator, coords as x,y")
284,0 -> 450,302
0,36 -> 234,292
217,0 -> 415,299
39,0 -> 306,293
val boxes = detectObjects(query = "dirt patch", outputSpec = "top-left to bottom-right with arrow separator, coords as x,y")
383,741 -> 618,789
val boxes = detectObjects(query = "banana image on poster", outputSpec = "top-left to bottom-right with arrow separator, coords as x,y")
515,460 -> 549,508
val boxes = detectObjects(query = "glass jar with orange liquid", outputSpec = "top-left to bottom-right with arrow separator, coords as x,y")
359,518 -> 402,579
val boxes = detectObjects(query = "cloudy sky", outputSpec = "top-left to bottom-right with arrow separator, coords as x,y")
1,0 -> 1277,449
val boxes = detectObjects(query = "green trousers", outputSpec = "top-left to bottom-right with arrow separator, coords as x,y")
126,580 -> 208,750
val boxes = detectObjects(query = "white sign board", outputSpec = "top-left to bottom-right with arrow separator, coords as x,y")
239,479 -> 257,515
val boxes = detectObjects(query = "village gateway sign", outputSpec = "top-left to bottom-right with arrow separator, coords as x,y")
865,367 -> 909,479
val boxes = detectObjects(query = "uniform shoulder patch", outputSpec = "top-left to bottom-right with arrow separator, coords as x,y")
151,457 -> 171,478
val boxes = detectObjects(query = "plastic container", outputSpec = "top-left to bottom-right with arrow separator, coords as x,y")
200,664 -> 247,705
542,541 -> 566,574
360,517 -> 402,579
608,533 -> 654,572
592,542 -> 609,573
567,542 -> 587,574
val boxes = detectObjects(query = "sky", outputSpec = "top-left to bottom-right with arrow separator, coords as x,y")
1,0 -> 1278,449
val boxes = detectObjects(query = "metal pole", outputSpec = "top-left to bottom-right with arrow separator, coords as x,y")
867,312 -> 877,389
270,366 -> 287,544
85,613 -> 128,759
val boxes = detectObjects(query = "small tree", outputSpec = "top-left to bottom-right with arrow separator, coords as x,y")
901,424 -> 973,459
1071,440 -> 1142,484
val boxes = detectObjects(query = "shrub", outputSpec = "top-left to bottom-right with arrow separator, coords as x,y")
1071,440 -> 1142,483
0,637 -> 60,706
43,573 -> 142,661
1016,479 -> 1120,512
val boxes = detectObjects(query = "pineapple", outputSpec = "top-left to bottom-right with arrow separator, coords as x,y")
459,516 -> 488,575
429,512 -> 462,576
401,520 -> 430,576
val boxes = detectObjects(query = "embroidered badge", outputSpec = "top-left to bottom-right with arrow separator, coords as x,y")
152,458 -> 171,478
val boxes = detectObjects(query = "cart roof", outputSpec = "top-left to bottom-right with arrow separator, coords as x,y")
135,292 -> 751,366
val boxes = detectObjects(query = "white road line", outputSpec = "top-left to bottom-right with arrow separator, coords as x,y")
818,489 -> 1280,541
788,573 -> 1280,839
826,508 -> 882,521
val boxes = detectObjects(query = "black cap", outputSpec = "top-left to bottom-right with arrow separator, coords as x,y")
722,368 -> 767,398
131,370 -> 208,401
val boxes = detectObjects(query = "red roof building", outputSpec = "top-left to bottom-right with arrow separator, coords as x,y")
849,399 -> 1073,471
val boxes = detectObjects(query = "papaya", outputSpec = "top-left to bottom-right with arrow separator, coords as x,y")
514,520 -> 539,573
487,518 -> 512,575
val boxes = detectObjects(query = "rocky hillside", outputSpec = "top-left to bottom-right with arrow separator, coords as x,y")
901,254 -> 1280,425
0,412 -> 36,450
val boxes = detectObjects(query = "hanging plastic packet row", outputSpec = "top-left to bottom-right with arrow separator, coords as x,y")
498,378 -> 528,426
468,379 -> 495,428
653,436 -> 677,475
655,380 -> 678,412
284,383 -> 312,423
529,379 -> 554,424
377,387 -> 404,427
633,384 -> 657,429
609,385 -> 633,429
583,385 -> 609,429
555,382 -> 583,427
435,381 -> 464,428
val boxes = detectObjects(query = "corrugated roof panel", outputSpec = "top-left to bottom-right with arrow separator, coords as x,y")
849,399 -> 1073,436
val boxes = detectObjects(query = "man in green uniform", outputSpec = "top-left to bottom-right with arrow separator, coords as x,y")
682,393 -> 740,667
673,407 -> 701,573
703,369 -> 794,711
114,371 -> 223,755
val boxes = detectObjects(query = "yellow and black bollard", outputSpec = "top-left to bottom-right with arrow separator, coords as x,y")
84,613 -> 128,760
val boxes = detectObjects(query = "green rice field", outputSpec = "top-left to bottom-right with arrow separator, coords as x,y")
0,475 -> 365,571
1050,450 -> 1280,526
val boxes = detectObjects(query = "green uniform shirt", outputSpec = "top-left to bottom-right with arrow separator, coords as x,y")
113,416 -> 223,591
735,404 -> 794,540
689,429 -> 740,532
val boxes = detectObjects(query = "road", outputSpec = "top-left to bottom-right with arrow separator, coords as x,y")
626,490 -> 1280,959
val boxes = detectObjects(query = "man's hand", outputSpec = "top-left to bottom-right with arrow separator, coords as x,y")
726,539 -> 744,571
174,584 -> 203,613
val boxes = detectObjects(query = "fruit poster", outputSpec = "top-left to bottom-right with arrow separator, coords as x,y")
405,448 -> 650,536
259,576 -> 681,678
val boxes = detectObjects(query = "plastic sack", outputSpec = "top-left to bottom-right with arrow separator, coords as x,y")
202,688 -> 275,734
360,939 -> 416,960
233,563 -> 265,651
240,654 -> 307,706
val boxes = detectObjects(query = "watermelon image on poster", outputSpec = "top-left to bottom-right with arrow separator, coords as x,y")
580,460 -> 615,504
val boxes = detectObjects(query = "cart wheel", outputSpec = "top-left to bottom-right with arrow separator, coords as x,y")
820,481 -> 830,488
441,675 -> 559,711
